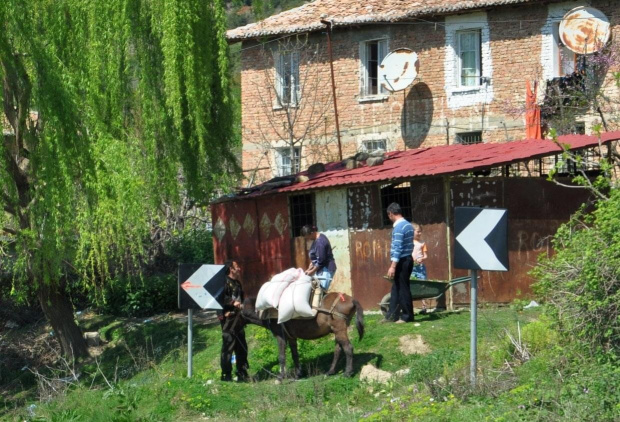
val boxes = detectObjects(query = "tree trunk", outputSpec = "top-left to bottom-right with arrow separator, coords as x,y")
37,282 -> 89,359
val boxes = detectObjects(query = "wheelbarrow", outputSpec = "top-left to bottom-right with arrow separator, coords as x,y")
379,276 -> 472,317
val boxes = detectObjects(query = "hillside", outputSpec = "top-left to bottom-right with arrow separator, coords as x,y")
226,0 -> 308,30
2,306 -> 617,421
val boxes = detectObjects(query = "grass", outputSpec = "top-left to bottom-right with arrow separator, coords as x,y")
1,306 -> 617,421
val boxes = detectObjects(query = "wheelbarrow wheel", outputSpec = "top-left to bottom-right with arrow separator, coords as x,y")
379,293 -> 391,318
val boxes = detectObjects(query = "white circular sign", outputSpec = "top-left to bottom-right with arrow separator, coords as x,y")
379,48 -> 419,92
559,6 -> 610,55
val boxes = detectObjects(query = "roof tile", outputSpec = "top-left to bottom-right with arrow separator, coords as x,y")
227,0 -> 539,41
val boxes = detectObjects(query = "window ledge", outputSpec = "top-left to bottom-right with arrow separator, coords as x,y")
272,103 -> 299,111
358,95 -> 389,103
450,86 -> 484,95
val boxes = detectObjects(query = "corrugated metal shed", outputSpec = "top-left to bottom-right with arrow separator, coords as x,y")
230,133 -> 619,199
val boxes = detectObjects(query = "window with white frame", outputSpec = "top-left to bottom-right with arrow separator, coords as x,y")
457,30 -> 481,87
276,146 -> 301,176
275,52 -> 299,106
363,139 -> 387,153
444,13 -> 493,109
361,39 -> 388,97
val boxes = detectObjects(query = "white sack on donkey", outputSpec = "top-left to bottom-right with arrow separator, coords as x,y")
277,275 -> 315,323
255,268 -> 304,310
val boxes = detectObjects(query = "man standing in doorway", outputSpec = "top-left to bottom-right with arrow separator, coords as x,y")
385,203 -> 415,323
218,260 -> 249,381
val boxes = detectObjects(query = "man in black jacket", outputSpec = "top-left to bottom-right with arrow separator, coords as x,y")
218,260 -> 249,382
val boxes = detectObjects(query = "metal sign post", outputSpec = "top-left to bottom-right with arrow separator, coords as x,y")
454,207 -> 508,386
187,308 -> 193,378
469,269 -> 477,385
178,264 -> 226,378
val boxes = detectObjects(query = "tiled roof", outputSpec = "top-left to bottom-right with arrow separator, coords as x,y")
222,132 -> 620,201
227,0 -> 538,41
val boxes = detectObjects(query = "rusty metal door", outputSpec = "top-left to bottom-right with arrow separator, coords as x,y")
347,185 -> 391,308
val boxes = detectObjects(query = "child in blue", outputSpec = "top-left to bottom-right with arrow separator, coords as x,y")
411,223 -> 428,280
411,223 -> 429,311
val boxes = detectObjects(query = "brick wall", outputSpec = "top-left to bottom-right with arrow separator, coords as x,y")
239,0 -> 620,183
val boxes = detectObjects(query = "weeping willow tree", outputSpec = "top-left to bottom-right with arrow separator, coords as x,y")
0,0 -> 238,358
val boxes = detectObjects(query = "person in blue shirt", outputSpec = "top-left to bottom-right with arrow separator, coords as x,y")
385,203 -> 415,323
302,225 -> 337,290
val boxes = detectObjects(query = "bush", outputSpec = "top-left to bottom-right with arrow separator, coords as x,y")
164,227 -> 214,267
96,274 -> 177,317
519,318 -> 559,355
90,227 -> 214,317
533,188 -> 620,362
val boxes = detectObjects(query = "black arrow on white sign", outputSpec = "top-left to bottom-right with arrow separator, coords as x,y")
454,207 -> 508,271
178,264 -> 226,310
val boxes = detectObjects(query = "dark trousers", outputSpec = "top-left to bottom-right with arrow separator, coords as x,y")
387,256 -> 414,322
220,313 -> 249,378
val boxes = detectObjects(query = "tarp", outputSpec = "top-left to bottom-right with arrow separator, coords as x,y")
526,81 -> 542,140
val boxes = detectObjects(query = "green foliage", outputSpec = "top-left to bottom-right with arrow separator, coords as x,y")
5,308 -> 620,421
86,227 -> 213,317
95,274 -> 177,317
491,317 -> 559,366
533,188 -> 620,361
0,0 -> 238,294
519,317 -> 559,355
165,227 -> 214,266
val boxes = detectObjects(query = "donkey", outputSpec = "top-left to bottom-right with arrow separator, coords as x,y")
242,292 -> 364,379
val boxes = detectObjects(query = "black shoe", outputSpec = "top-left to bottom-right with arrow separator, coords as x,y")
237,372 -> 250,382
221,374 -> 233,382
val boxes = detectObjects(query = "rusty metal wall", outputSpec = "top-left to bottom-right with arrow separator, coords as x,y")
213,176 -> 592,308
347,186 -> 388,308
211,193 -> 293,297
315,189 -> 352,295
410,178 -> 450,309
347,186 -> 383,230
348,229 -> 394,309
211,198 -> 263,295
449,177 -> 591,304
347,181 -> 451,309
449,178 -> 505,303
253,194 -> 293,296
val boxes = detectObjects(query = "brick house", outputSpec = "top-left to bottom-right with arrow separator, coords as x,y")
227,0 -> 620,183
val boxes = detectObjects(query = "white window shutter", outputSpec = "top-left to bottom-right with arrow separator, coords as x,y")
360,42 -> 368,97
476,32 -> 481,82
291,51 -> 300,105
455,33 -> 461,87
378,40 -> 388,94
275,52 -> 283,105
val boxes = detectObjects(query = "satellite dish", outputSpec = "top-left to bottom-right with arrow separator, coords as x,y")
379,48 -> 419,92
559,6 -> 610,55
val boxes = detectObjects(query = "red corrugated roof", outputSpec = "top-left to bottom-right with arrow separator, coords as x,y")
232,133 -> 620,199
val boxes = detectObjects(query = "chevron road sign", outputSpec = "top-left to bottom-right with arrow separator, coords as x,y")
454,207 -> 508,271
453,207 -> 508,387
179,264 -> 228,378
178,264 -> 226,310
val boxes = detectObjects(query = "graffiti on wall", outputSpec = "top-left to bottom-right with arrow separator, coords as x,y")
354,238 -> 391,262
516,230 -> 552,259
411,179 -> 444,224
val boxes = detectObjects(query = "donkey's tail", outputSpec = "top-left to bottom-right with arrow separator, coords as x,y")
353,299 -> 365,341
